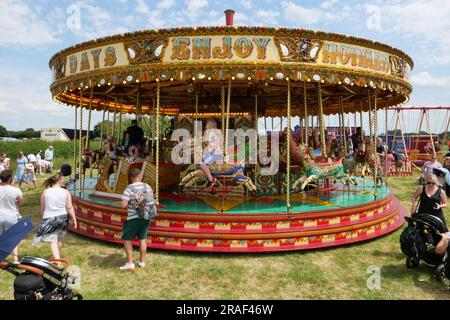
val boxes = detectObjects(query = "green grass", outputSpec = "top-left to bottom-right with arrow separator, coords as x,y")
1,166 -> 449,300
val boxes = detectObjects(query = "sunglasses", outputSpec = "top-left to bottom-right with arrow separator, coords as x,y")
427,182 -> 436,185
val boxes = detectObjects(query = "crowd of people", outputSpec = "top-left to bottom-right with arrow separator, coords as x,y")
0,125 -> 161,271
0,147 -> 55,190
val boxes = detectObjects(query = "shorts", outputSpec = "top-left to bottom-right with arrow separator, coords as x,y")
121,218 -> 150,241
0,214 -> 18,236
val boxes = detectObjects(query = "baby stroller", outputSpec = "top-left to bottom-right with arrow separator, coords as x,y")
0,217 -> 82,300
400,214 -> 446,268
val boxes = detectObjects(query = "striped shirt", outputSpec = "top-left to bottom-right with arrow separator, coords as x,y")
122,182 -> 154,221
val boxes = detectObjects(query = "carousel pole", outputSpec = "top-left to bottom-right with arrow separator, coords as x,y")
78,89 -> 84,197
82,87 -> 94,191
368,89 -> 377,200
254,94 -> 259,186
73,103 -> 78,179
221,86 -> 226,139
106,110 -> 110,137
99,106 -> 106,151
317,82 -> 327,158
303,83 -> 309,147
118,99 -> 123,144
385,106 -> 389,183
286,80 -> 292,212
112,97 -> 117,140
136,90 -> 141,124
338,100 -> 343,143
85,87 -> 94,150
359,101 -> 363,129
155,81 -> 160,204
339,96 -> 344,147
224,79 -> 232,160
424,110 -> 437,157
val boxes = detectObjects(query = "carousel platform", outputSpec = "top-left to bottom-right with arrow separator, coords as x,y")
68,178 -> 406,253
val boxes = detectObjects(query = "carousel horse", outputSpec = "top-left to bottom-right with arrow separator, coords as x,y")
95,155 -> 113,192
292,158 -> 356,191
354,136 -> 375,177
285,129 -> 356,190
180,163 -> 257,192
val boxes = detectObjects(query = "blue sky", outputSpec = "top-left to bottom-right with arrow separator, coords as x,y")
0,0 -> 449,132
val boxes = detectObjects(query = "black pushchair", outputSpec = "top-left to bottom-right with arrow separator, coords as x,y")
0,217 -> 82,300
400,214 -> 446,268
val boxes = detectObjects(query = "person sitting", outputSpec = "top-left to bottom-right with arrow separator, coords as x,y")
435,231 -> 450,256
351,127 -> 363,154
422,156 -> 443,176
126,120 -> 144,154
411,174 -> 448,231
198,120 -> 223,188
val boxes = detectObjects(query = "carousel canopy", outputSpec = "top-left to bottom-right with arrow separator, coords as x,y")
49,18 -> 413,118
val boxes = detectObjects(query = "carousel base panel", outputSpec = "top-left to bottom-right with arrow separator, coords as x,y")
69,178 -> 406,253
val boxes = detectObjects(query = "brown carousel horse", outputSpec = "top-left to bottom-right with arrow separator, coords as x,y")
354,136 -> 375,177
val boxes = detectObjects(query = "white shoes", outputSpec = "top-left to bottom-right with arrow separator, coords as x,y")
119,262 -> 135,271
136,261 -> 145,268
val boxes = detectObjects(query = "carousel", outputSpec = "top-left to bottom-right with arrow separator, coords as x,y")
48,10 -> 412,252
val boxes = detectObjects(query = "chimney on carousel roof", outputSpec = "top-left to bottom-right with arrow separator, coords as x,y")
224,9 -> 235,26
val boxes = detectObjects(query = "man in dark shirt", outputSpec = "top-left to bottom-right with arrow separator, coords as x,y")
126,120 -> 144,152
351,127 -> 363,153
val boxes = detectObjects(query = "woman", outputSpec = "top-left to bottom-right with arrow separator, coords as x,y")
411,173 -> 448,231
15,151 -> 28,187
33,173 -> 77,259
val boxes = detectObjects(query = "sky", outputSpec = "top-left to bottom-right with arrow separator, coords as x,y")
0,0 -> 449,133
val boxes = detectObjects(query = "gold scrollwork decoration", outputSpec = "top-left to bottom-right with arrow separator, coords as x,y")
124,38 -> 167,64
389,55 -> 406,78
276,37 -> 323,63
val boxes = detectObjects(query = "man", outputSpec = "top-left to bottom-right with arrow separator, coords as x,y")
126,120 -> 144,152
44,146 -> 54,172
119,168 -> 156,271
0,170 -> 24,263
351,127 -> 363,153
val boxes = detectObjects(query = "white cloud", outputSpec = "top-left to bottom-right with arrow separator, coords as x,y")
411,72 -> 450,88
321,0 -> 338,9
254,9 -> 280,25
280,1 -> 338,25
157,0 -> 175,10
186,0 -> 209,11
136,0 -> 150,14
241,0 -> 253,9
373,0 -> 450,66
0,0 -> 58,46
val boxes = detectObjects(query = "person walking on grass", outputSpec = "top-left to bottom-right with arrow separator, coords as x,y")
119,167 -> 157,271
33,172 -> 77,260
0,170 -> 24,263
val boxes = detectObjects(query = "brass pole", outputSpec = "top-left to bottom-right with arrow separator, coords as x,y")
286,80 -> 291,212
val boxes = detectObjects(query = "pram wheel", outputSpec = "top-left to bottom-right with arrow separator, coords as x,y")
406,257 -> 420,268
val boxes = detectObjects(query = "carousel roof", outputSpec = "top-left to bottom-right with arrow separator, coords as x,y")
49,22 -> 413,117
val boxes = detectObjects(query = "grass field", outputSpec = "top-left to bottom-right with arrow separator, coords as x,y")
1,167 -> 449,300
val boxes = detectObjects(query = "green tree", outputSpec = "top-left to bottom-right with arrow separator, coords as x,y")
0,125 -> 7,137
